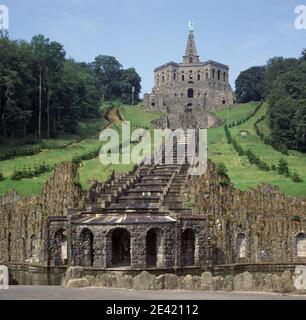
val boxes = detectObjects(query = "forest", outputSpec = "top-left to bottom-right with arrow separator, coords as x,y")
235,49 -> 306,152
0,31 -> 141,140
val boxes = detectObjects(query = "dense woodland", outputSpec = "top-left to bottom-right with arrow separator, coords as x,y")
235,50 -> 306,152
0,31 -> 141,140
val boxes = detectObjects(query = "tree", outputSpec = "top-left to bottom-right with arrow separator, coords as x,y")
120,68 -> 141,104
31,35 -> 49,139
235,66 -> 265,103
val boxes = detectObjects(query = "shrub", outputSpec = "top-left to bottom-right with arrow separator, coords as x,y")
277,158 -> 290,176
291,214 -> 301,222
11,162 -> 53,180
220,177 -> 230,186
72,146 -> 101,165
216,162 -> 228,175
291,170 -> 303,183
0,170 -> 4,181
0,146 -> 41,161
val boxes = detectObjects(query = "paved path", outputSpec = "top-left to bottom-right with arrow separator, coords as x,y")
0,286 -> 306,300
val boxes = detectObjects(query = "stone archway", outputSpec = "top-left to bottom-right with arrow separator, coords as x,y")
297,233 -> 306,257
109,228 -> 131,267
51,229 -> 68,266
181,229 -> 195,266
146,228 -> 163,268
79,228 -> 94,267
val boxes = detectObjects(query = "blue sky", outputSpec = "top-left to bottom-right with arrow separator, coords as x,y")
2,0 -> 306,95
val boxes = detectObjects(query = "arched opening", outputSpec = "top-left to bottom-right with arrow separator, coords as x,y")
197,74 -> 201,81
217,70 -> 221,80
189,57 -> 193,64
181,229 -> 195,266
297,233 -> 306,257
111,228 -> 131,267
146,228 -> 163,267
30,235 -> 39,262
212,69 -> 215,79
222,98 -> 226,105
223,72 -> 226,81
236,233 -> 247,259
187,88 -> 194,98
182,75 -> 185,81
80,228 -> 94,267
52,229 -> 68,266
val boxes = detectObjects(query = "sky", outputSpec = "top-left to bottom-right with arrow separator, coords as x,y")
2,0 -> 306,95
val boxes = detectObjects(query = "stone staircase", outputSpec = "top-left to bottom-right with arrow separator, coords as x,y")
74,130 -> 198,218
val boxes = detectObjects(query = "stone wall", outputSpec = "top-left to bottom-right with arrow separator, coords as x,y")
186,161 -> 306,265
0,162 -> 84,265
65,267 -> 302,294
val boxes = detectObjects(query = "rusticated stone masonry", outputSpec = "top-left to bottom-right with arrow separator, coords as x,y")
185,161 -> 306,265
0,162 -> 85,265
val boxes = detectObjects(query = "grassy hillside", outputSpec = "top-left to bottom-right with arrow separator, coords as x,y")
209,102 -> 306,198
0,105 -> 163,196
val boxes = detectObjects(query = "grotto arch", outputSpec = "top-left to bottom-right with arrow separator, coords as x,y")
107,228 -> 131,267
146,228 -> 163,267
50,229 -> 68,266
79,228 -> 94,267
236,233 -> 247,259
181,229 -> 196,266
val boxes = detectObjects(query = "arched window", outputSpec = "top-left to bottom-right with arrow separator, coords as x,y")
181,229 -> 195,266
189,57 -> 193,63
223,72 -> 226,81
212,69 -> 215,79
197,74 -> 201,81
162,76 -> 165,83
187,88 -> 194,98
236,233 -> 247,258
206,72 -> 209,79
109,228 -> 131,267
146,228 -> 163,267
297,233 -> 306,257
218,70 -> 221,81
182,75 -> 185,81
80,228 -> 94,267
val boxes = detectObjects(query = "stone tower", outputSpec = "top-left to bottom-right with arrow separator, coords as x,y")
144,23 -> 235,128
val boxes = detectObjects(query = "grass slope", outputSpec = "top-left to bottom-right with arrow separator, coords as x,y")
209,102 -> 306,198
0,105 -> 163,196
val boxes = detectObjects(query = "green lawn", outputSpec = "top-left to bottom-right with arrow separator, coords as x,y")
209,102 -> 306,198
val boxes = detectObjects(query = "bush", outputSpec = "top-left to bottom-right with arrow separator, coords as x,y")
0,146 -> 41,161
216,162 -> 228,175
220,177 -> 230,186
11,162 -> 53,180
72,146 -> 101,165
277,158 -> 290,176
291,170 -> 303,183
0,170 -> 4,181
291,214 -> 301,222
